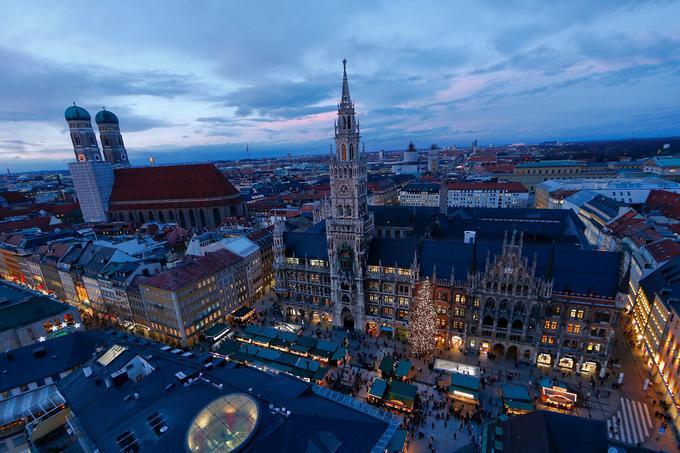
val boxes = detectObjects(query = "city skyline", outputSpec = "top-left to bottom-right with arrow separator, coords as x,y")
2,0 -> 680,171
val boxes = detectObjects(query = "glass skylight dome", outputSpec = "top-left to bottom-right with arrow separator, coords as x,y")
186,393 -> 260,453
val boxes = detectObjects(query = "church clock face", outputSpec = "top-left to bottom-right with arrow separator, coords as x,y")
338,184 -> 350,195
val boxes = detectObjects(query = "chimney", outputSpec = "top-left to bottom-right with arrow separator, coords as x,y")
464,231 -> 476,244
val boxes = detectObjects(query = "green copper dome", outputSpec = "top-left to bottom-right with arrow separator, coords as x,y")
65,104 -> 91,121
95,108 -> 119,124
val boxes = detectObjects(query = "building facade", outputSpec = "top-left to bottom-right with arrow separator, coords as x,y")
444,182 -> 529,208
139,249 -> 249,346
398,182 -> 440,207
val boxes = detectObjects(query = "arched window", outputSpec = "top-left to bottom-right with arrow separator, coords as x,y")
148,211 -> 154,222
128,212 -> 134,222
497,318 -> 508,329
178,211 -> 186,228
342,117 -> 346,129
189,210 -> 196,227
199,209 -> 206,228
345,205 -> 352,216
338,206 -> 344,216
118,213 -> 124,221
168,211 -> 175,221
349,143 -> 354,159
158,211 -> 165,223
138,211 -> 145,223
482,315 -> 494,326
213,208 -> 221,226
341,144 -> 347,160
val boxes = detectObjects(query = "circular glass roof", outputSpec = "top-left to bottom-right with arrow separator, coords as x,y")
186,393 -> 260,453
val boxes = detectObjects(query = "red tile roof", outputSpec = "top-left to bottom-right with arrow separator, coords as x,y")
0,191 -> 29,204
642,239 -> 680,263
109,164 -> 241,210
0,216 -> 57,234
446,181 -> 527,192
142,249 -> 242,291
645,190 -> 680,220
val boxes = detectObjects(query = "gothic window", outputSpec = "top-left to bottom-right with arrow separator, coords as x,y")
199,209 -> 206,228
212,208 -> 221,226
169,211 -> 175,221
482,315 -> 494,326
128,212 -> 134,222
89,135 -> 96,145
349,143 -> 354,159
341,144 -> 347,160
189,210 -> 196,227
513,302 -> 525,316
103,137 -> 110,146
138,211 -> 145,223
338,206 -> 344,216
179,211 -> 186,228
118,213 -> 124,221
485,298 -> 495,311
523,285 -> 529,296
158,211 -> 165,223
74,135 -> 81,145
342,117 -> 346,129
345,205 -> 352,216
497,318 -> 508,329
511,319 -> 523,331
148,211 -> 154,221
500,299 -> 508,311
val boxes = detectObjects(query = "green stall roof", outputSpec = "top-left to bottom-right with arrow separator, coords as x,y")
379,356 -> 395,375
368,378 -> 388,399
502,384 -> 531,402
450,373 -> 480,391
395,360 -> 411,378
388,381 -> 417,404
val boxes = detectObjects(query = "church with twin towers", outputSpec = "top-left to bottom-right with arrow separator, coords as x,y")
65,104 -> 130,223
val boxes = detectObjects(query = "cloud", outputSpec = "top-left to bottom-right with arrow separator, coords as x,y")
0,46 -> 196,123
1,1 -> 680,171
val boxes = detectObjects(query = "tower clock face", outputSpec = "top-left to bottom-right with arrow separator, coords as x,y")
338,184 -> 350,195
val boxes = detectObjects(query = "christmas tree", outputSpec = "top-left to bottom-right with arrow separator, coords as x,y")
409,278 -> 437,357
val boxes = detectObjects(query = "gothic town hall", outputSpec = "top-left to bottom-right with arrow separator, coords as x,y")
274,61 -> 625,374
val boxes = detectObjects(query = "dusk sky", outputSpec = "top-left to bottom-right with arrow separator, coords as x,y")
1,1 -> 680,171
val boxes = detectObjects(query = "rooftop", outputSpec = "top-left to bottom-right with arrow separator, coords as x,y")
55,331 -> 401,453
0,282 -> 73,332
142,249 -> 242,291
109,164 -> 241,210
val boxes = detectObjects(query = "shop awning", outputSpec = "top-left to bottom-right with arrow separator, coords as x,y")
505,399 -> 534,412
380,326 -> 393,334
203,323 -> 230,339
231,305 -> 255,320
449,385 -> 480,401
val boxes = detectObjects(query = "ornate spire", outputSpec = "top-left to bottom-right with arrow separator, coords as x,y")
341,58 -> 351,106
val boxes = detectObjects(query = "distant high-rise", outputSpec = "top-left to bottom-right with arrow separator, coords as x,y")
471,139 -> 478,151
65,103 -> 102,162
427,145 -> 440,173
65,104 -> 113,222
95,108 -> 130,166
